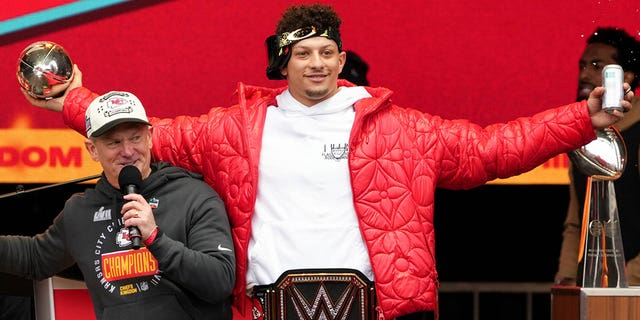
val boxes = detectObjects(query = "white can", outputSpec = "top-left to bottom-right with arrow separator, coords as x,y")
602,64 -> 624,113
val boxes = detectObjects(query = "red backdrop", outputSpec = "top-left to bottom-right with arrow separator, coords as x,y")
1,0 -> 639,128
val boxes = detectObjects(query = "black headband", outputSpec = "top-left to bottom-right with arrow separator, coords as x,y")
265,26 -> 342,80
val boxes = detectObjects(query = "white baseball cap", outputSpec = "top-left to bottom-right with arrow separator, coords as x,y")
85,91 -> 150,137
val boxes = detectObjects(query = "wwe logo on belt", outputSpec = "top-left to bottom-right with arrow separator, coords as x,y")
286,282 -> 359,319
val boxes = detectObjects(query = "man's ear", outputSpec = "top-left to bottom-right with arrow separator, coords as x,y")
338,51 -> 346,74
148,127 -> 153,149
84,139 -> 99,162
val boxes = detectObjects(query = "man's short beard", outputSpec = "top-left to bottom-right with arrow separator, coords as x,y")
305,88 -> 330,99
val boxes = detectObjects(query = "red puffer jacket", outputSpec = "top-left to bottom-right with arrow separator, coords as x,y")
63,81 -> 595,319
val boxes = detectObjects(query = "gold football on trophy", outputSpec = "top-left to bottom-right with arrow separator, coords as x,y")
17,41 -> 74,100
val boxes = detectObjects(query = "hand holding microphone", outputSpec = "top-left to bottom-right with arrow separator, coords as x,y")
118,165 -> 151,249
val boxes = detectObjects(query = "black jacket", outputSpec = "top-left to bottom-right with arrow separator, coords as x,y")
0,162 -> 235,319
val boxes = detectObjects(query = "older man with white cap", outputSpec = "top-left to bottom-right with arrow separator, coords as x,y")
0,91 -> 236,320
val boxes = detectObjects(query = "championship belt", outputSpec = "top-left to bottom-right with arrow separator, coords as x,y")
252,268 -> 377,320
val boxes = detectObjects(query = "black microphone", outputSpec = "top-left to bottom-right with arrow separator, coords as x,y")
118,165 -> 143,249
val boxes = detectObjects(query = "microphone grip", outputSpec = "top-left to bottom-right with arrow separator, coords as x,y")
125,185 -> 137,194
124,184 -> 142,249
129,227 -> 142,249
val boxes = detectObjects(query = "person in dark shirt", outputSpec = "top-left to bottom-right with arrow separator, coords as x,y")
556,26 -> 640,286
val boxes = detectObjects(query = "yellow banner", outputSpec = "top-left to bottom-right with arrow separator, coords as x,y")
0,129 -> 570,185
489,153 -> 569,185
0,129 -> 101,183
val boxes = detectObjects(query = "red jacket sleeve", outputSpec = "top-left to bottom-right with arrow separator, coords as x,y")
62,87 -> 99,136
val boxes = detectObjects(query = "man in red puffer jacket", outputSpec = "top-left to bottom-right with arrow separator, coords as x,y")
23,4 -> 634,320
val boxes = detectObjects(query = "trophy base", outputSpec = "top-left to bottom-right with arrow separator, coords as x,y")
552,286 -> 640,320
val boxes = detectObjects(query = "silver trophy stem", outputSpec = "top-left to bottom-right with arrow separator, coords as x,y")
570,126 -> 628,288
580,179 -> 628,288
